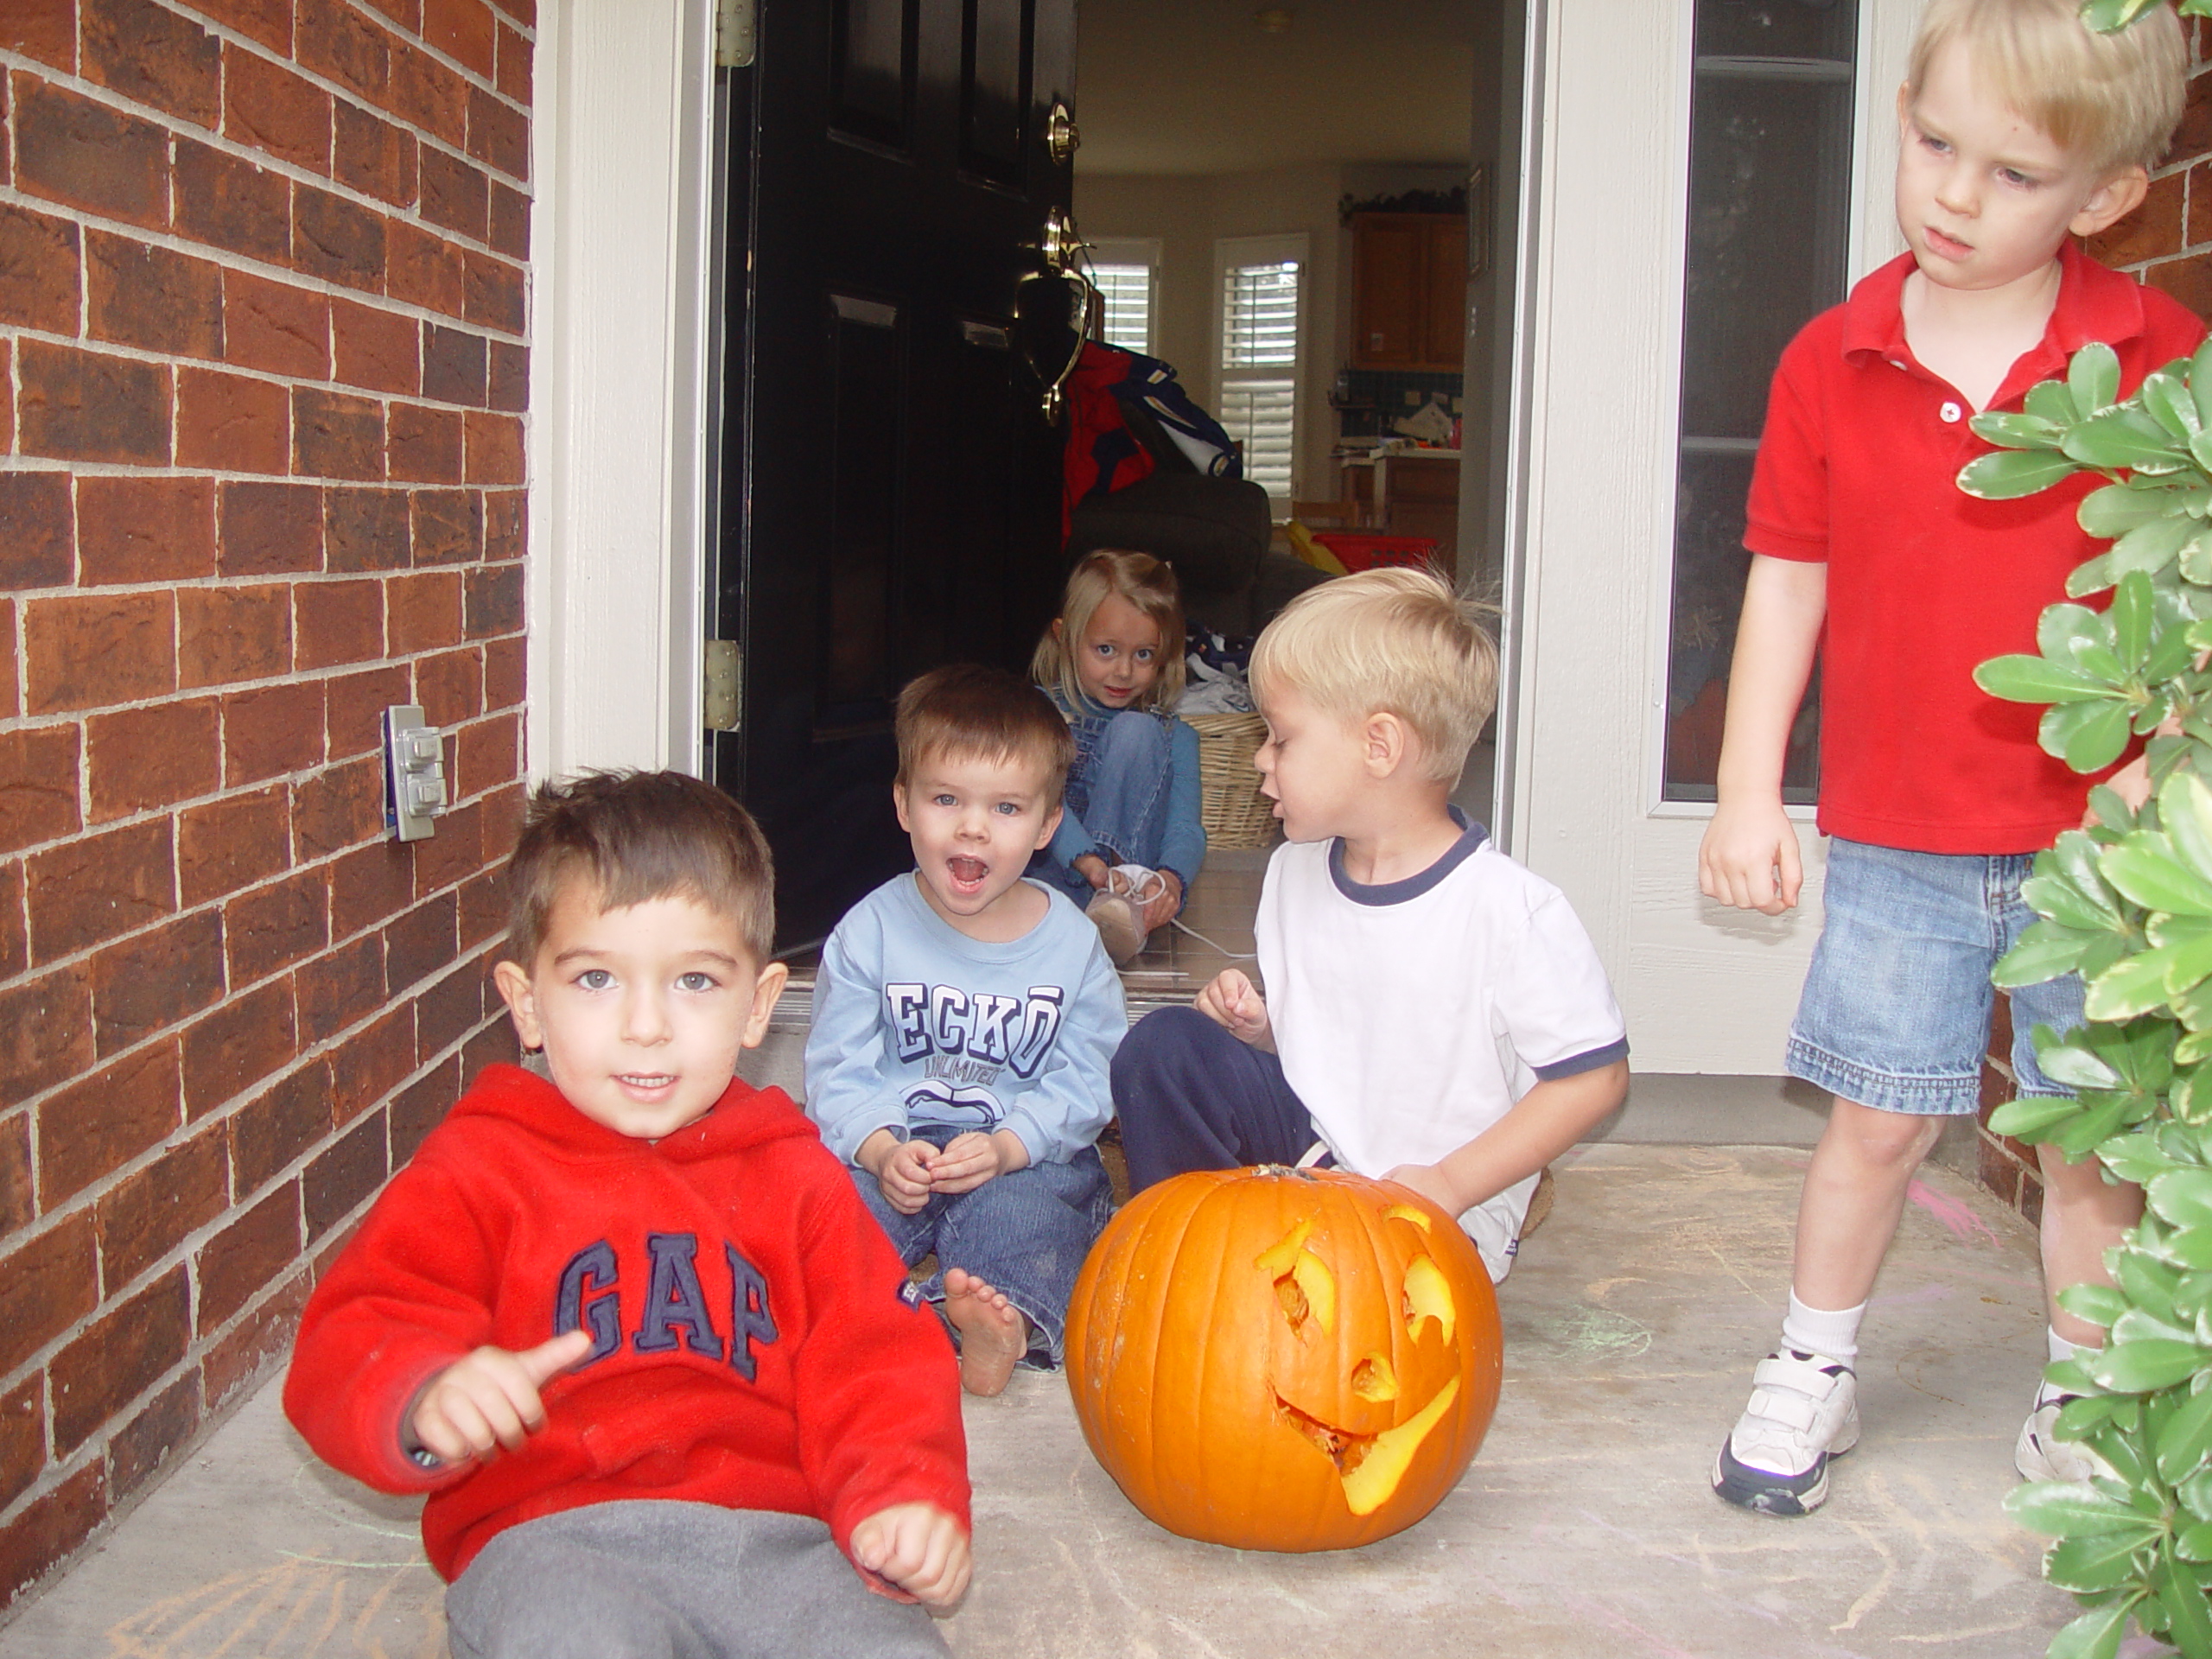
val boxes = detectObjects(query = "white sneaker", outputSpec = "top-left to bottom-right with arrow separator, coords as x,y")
1086,891 -> 1146,964
2015,1379 -> 2115,1484
1712,1349 -> 1860,1516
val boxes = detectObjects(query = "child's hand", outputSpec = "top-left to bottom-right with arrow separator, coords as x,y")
408,1328 -> 594,1465
926,1129 -> 1026,1196
1382,1162 -> 1463,1217
1697,796 -> 1802,915
1197,969 -> 1272,1048
849,1501 -> 971,1612
875,1138 -> 938,1215
1137,869 -> 1182,934
1073,853 -> 1112,890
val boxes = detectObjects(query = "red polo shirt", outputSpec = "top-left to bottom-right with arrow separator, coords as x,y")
1745,241 -> 2205,854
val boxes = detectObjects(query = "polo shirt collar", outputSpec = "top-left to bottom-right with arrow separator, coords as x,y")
1839,240 -> 2149,401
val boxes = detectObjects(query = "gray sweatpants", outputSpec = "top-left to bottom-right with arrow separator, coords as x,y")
444,1502 -> 951,1659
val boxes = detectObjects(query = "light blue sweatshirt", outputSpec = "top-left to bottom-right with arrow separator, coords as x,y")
803,874 -> 1125,1167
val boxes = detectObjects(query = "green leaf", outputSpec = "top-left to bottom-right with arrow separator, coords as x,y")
2108,514 -> 2202,582
2048,1529 -> 2157,1593
1960,447 -> 2088,499
1973,409 -> 2067,450
2184,525 -> 2212,588
2105,836 -> 2212,917
2032,377 -> 2084,426
2045,699 -> 2139,772
2010,1478 -> 2159,1534
2091,1338 -> 2209,1393
2186,1520 -> 2212,1561
2120,1249 -> 2186,1319
2026,871 -> 2122,931
2073,340 -> 2124,416
2156,1555 -> 2212,1659
2045,1600 -> 2133,1659
1976,653 -> 2117,705
2088,951 -> 2181,1021
2155,1170 -> 2212,1232
2158,1382 -> 2212,1484
2104,1132 -> 2177,1187
2116,572 -> 2157,670
2037,1042 -> 2127,1091
2044,601 -> 2120,662
1989,1092 -> 2088,1140
2146,372 -> 2205,440
2082,480 -> 2195,538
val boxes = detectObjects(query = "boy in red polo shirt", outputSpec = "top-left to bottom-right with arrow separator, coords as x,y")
1700,0 -> 2202,1516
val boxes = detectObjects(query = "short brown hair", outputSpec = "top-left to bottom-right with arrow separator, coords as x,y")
1032,549 -> 1188,712
894,664 -> 1077,808
505,770 -> 775,966
1250,566 -> 1499,785
1907,0 -> 2186,172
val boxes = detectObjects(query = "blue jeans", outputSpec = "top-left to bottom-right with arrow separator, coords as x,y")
1035,709 -> 1176,905
849,1126 -> 1113,1365
1787,836 -> 2087,1115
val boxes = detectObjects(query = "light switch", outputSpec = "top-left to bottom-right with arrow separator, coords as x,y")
385,704 -> 446,843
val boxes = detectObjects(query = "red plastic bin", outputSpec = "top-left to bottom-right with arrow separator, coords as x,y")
1310,533 -> 1444,574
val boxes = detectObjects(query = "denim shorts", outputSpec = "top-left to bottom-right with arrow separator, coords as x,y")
1786,836 -> 2085,1116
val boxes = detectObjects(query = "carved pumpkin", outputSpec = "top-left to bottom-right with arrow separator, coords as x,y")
1065,1164 -> 1503,1551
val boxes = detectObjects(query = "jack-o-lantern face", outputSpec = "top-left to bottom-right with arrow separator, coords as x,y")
1065,1166 -> 1503,1552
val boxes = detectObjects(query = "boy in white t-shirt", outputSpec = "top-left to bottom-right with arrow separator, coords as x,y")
1111,568 -> 1630,1280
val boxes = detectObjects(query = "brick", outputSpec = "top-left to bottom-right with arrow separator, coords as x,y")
2178,67 -> 2212,159
329,1004 -> 410,1123
479,781 -> 521,861
0,1463 -> 107,1613
228,1065 -> 324,1192
25,591 -> 175,715
0,1377 -> 42,1511
180,978 -> 295,1116
26,817 -> 174,962
297,0 -> 391,102
418,147 -> 489,243
456,862 -> 504,949
292,184 -> 386,293
189,0 -> 290,56
467,84 -> 527,183
2192,161 -> 2212,253
421,323 -> 487,406
484,633 -> 524,710
495,0 -> 533,26
387,221 -> 465,318
0,966 -> 95,1104
0,728 -> 79,855
295,936 -> 382,1045
2092,169 -> 2184,267
464,251 -> 525,334
461,1012 -> 518,1077
386,891 -> 458,990
109,1371 -> 200,1502
414,958 -> 483,1059
219,480 -> 323,576
294,386 -> 385,480
425,0 -> 495,75
37,1039 -> 181,1209
13,73 -> 168,231
173,139 -> 290,270
329,840 -> 414,938
388,403 -> 464,482
221,42 -> 329,174
411,489 -> 482,563
487,339 -> 528,411
323,486 -> 411,573
305,1112 -> 386,1239
323,663 -> 410,760
91,909 -> 226,1056
482,488 -> 524,562
225,866 -> 327,983
17,340 -> 169,467
390,40 -> 467,147
51,1266 -> 189,1452
389,569 -> 463,651
201,1268 -> 305,1408
176,368 -> 288,475
178,785 -> 289,906
331,297 -> 418,395
363,0 -> 419,26
1,3 -> 75,71
494,22 -> 531,105
0,204 -> 80,333
390,1054 -> 458,1162
222,681 -> 325,785
334,99 -> 416,207
84,0 -> 221,127
0,1214 -> 100,1377
0,1115 -> 28,1233
455,709 -> 517,794
294,577 -> 385,668
220,268 -> 327,378
0,861 -> 22,977
0,346 -> 13,456
463,410 -> 524,484
414,646 -> 482,728
180,583 -> 291,690
2149,255 -> 2212,322
292,753 -> 383,857
76,474 -> 216,584
86,233 -> 223,359
487,181 -> 530,262
86,697 -> 221,821
408,795 -> 480,896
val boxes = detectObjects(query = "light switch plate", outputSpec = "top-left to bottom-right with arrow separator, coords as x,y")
384,704 -> 446,842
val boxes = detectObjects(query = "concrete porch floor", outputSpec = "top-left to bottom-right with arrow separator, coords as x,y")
0,1141 -> 2091,1658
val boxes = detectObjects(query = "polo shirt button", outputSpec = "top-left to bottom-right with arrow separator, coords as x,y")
1939,400 -> 1963,423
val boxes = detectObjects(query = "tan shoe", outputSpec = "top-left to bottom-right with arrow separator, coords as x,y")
1087,891 -> 1146,964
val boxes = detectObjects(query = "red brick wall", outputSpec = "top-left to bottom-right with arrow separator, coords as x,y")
0,0 -> 529,1605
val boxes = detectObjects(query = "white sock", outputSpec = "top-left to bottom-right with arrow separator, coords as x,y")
1781,1292 -> 1865,1364
2050,1326 -> 2086,1363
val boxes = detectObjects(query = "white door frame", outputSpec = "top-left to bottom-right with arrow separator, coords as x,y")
1502,0 -> 1916,1074
525,0 -> 719,784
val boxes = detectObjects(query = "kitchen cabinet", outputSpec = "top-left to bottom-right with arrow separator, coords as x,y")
1350,213 -> 1468,372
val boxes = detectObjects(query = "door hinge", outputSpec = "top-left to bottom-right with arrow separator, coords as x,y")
715,0 -> 756,68
703,639 -> 742,732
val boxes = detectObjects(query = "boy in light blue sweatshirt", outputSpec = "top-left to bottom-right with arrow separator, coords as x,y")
805,664 -> 1122,1397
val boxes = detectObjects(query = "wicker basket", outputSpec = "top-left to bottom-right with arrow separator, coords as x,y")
1185,710 -> 1279,849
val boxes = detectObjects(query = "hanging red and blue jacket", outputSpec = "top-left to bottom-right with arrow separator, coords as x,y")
1062,342 -> 1243,537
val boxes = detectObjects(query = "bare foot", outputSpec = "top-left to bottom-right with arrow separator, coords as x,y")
942,1268 -> 1027,1396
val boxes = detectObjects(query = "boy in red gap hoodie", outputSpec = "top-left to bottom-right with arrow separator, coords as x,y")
284,772 -> 969,1659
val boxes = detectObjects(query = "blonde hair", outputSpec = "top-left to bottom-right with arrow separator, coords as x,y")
1906,0 -> 2187,171
894,663 -> 1077,810
1032,549 -> 1187,713
1249,566 -> 1499,786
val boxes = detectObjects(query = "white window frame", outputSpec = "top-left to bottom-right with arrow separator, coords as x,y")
1087,236 -> 1160,357
1214,232 -> 1307,503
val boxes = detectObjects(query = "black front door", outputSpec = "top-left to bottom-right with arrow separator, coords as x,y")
714,0 -> 1080,949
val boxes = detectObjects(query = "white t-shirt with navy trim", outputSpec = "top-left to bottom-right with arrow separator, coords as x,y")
1256,817 -> 1627,1278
